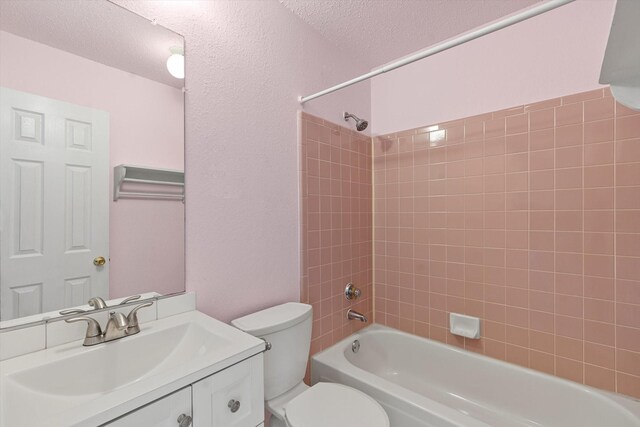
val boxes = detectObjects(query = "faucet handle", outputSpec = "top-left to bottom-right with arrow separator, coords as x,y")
88,297 -> 108,309
345,283 -> 362,300
126,302 -> 154,335
59,308 -> 85,316
64,316 -> 103,346
119,295 -> 141,305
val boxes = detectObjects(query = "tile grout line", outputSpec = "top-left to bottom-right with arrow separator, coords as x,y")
613,93 -> 618,393
371,133 -> 376,324
581,98 -> 586,386
553,103 -> 557,377
527,108 -> 532,369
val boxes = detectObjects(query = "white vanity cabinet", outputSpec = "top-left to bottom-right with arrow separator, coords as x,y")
104,355 -> 264,427
105,387 -> 192,427
0,311 -> 266,427
193,353 -> 264,427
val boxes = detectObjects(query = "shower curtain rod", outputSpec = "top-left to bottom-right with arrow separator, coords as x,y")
299,0 -> 575,104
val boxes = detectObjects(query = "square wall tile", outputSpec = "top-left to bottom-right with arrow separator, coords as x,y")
371,89 -> 640,399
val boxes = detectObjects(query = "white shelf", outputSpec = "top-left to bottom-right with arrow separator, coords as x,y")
113,164 -> 184,201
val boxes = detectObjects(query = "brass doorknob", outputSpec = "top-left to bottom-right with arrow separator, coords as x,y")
93,256 -> 106,266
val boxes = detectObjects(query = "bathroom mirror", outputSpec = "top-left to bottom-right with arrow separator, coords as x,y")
0,0 -> 185,325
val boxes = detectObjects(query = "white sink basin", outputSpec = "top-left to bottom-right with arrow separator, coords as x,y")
0,311 -> 264,427
8,322 -> 229,397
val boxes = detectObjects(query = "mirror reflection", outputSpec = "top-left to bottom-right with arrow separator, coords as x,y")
0,0 -> 185,323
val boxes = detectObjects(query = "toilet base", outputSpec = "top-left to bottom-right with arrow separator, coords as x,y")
268,415 -> 287,427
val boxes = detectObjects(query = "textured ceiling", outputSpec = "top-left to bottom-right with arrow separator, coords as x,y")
279,0 -> 542,68
0,0 -> 184,88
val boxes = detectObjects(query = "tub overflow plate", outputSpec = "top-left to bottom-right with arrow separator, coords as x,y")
352,339 -> 360,353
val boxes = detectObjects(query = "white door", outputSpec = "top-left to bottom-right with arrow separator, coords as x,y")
105,387 -> 192,427
0,87 -> 109,321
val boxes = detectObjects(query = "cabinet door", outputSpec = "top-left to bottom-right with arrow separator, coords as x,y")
193,355 -> 264,427
105,386 -> 192,427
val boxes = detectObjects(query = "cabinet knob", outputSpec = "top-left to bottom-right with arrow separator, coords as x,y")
177,414 -> 192,427
228,399 -> 241,413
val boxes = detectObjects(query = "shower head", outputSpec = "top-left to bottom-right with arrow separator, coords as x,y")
343,112 -> 368,132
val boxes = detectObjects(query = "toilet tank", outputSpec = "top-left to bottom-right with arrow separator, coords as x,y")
232,303 -> 312,400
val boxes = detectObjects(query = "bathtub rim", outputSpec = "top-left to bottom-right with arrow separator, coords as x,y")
311,323 -> 640,422
312,334 -> 487,427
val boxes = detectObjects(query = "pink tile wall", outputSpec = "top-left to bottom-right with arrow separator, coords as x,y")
300,112 -> 373,365
373,88 -> 640,398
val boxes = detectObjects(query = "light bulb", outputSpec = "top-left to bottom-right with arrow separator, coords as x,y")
166,47 -> 184,79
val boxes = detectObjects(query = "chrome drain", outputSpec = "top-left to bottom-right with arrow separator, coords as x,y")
352,339 -> 360,353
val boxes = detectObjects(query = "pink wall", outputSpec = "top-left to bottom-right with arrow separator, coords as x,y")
112,0 -> 371,322
371,0 -> 616,136
300,112 -> 372,375
0,31 -> 185,298
373,88 -> 640,398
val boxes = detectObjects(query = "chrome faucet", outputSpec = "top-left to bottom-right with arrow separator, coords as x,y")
65,301 -> 154,346
104,311 -> 129,341
344,283 -> 362,300
347,309 -> 368,322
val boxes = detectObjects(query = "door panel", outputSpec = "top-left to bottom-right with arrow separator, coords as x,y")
12,159 -> 44,256
65,164 -> 92,251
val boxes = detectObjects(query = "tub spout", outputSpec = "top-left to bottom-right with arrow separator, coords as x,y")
347,309 -> 367,322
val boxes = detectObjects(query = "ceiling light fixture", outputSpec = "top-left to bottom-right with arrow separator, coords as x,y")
166,46 -> 184,79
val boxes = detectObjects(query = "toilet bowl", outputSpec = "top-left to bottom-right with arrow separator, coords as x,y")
232,303 -> 389,427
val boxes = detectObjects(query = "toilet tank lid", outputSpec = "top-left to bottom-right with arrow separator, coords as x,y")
231,302 -> 312,336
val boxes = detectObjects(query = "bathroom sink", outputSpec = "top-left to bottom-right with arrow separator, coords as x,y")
8,321 -> 228,397
0,311 -> 264,427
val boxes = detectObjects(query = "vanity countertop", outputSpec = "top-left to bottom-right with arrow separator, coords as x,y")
0,310 -> 265,427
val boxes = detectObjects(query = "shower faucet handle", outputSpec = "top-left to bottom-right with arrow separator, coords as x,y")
345,283 -> 362,300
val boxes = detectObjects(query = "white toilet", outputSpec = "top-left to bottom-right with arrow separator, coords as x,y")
232,302 -> 389,427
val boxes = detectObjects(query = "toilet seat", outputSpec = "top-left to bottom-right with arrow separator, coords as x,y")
283,382 -> 389,427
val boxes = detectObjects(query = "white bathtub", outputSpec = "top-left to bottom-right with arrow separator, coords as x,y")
311,324 -> 640,427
